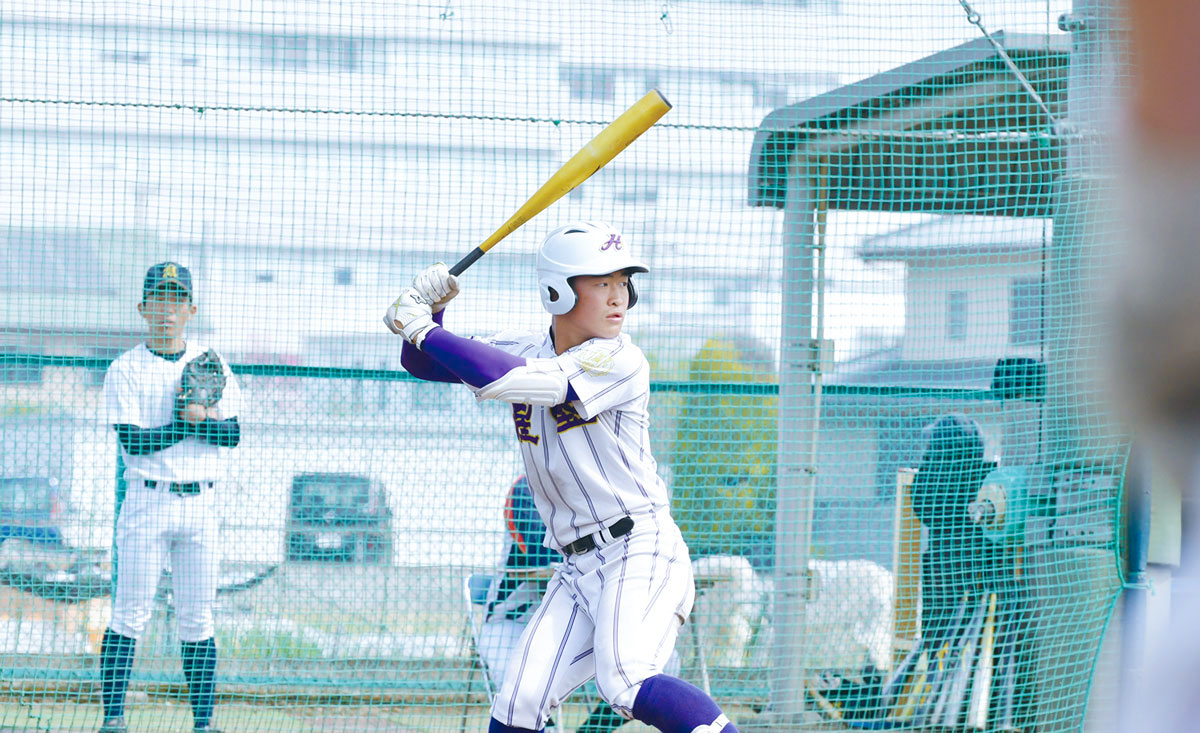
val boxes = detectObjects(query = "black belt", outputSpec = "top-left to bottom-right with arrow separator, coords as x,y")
144,480 -> 212,496
562,516 -> 634,556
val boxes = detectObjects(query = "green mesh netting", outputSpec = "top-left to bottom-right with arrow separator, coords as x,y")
0,1 -> 1127,730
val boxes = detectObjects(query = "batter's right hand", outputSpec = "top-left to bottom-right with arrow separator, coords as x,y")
383,288 -> 437,347
413,262 -> 460,314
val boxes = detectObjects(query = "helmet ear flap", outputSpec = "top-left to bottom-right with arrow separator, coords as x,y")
539,273 -> 576,315
627,274 -> 639,309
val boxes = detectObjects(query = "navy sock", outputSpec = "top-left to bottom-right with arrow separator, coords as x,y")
488,717 -> 541,733
99,629 -> 136,720
181,638 -> 217,728
631,675 -> 739,733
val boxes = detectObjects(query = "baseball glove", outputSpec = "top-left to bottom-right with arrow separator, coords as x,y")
179,349 -> 227,407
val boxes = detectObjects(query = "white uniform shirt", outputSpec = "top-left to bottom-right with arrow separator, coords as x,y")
481,330 -> 668,550
102,342 -> 243,483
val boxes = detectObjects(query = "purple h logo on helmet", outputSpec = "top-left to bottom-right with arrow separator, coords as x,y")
601,234 -> 622,251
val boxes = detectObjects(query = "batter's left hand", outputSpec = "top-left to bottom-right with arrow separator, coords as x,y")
383,288 -> 437,347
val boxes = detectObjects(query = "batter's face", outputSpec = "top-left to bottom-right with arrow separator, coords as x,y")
138,286 -> 196,343
553,271 -> 629,353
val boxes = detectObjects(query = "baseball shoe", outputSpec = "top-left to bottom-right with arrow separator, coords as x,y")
194,726 -> 223,732
97,717 -> 127,733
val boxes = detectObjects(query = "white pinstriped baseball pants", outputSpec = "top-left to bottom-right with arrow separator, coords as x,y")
109,480 -> 220,642
490,509 -> 695,730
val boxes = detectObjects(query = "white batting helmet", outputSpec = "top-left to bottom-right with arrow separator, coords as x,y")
536,221 -> 649,315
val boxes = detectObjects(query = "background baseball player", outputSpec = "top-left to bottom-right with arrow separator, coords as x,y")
386,221 -> 739,733
98,262 -> 243,733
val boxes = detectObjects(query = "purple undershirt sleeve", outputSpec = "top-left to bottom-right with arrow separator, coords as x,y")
401,312 -> 580,401
420,327 -> 526,389
399,311 -> 460,383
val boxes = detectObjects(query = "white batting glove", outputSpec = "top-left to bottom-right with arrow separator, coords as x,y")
383,288 -> 437,347
412,262 -> 460,314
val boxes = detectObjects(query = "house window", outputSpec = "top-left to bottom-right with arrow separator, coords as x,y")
947,290 -> 967,341
334,267 -> 353,286
98,28 -> 152,64
1010,277 -> 1043,346
561,67 -> 615,101
0,346 -> 42,385
263,35 -> 309,69
614,187 -> 658,204
310,37 -> 365,71
753,81 -> 789,109
103,50 -> 151,64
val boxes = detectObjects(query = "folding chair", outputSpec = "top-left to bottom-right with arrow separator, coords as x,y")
688,555 -> 775,696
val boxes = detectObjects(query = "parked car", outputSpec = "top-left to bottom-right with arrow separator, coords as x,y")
0,475 -> 113,601
0,476 -> 64,546
286,472 -> 392,564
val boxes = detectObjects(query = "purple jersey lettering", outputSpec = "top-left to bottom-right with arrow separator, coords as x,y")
512,403 -> 540,445
550,402 -> 599,433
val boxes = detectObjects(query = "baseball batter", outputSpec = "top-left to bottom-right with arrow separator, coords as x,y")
98,262 -> 242,733
386,222 -> 739,733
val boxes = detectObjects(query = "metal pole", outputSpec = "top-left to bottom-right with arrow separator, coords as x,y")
1119,447 -> 1152,732
1040,1 -> 1127,730
771,151 -> 820,723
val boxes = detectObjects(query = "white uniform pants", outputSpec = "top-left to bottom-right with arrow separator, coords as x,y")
490,511 -> 695,730
109,480 -> 220,642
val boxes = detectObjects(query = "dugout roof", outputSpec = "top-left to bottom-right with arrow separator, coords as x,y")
748,32 -> 1072,218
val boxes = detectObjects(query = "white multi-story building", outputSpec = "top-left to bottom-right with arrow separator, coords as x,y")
0,2 -> 842,562
0,1 -> 845,381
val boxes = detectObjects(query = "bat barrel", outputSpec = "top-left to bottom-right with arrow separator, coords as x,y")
460,89 -> 674,272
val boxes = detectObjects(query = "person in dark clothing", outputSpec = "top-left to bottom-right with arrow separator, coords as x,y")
909,413 -> 997,649
906,413 -> 1027,729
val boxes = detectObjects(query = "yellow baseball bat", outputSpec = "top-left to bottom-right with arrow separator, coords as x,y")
448,89 -> 672,276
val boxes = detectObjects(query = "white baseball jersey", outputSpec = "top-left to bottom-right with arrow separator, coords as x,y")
468,329 -> 697,729
480,330 -> 668,550
103,342 -> 243,482
102,341 -> 242,642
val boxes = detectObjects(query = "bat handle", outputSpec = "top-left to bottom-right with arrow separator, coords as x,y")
449,247 -> 485,277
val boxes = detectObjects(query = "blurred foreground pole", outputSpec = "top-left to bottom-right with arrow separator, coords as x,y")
1110,0 -> 1200,730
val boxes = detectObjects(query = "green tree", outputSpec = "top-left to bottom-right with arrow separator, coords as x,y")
672,334 -> 777,559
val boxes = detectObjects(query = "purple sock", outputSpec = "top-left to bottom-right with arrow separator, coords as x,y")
631,675 -> 739,733
488,717 -> 541,733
